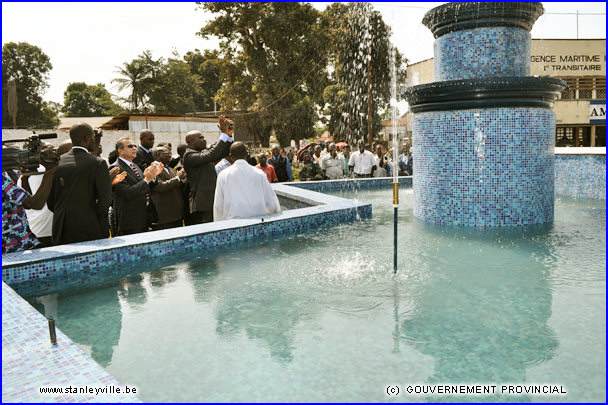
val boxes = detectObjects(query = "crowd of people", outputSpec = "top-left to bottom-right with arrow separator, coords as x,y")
294,140 -> 413,180
2,116 -> 413,254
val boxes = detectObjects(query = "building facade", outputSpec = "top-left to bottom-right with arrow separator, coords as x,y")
405,39 -> 606,147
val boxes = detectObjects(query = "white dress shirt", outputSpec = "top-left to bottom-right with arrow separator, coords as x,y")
213,160 -> 281,221
320,153 -> 344,179
349,150 -> 375,175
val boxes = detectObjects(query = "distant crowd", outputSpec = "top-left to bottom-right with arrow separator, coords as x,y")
2,116 -> 412,254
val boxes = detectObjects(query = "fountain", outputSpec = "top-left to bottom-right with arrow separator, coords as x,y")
403,2 -> 568,227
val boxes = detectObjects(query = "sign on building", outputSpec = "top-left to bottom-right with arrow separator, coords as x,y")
590,101 -> 606,124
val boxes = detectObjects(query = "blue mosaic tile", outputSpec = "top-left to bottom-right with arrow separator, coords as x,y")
413,108 -> 556,227
2,282 -> 140,403
555,155 -> 606,200
435,27 -> 530,80
2,184 -> 373,297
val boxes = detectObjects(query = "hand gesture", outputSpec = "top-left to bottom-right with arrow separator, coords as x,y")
109,166 -> 121,181
111,171 -> 127,185
177,168 -> 187,180
218,115 -> 234,137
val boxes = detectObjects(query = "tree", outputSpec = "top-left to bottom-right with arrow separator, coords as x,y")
62,82 -> 124,117
322,3 -> 407,145
198,2 -> 330,147
184,49 -> 223,111
112,51 -> 162,112
2,42 -> 59,128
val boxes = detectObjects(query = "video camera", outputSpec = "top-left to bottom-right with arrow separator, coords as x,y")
2,132 -> 59,172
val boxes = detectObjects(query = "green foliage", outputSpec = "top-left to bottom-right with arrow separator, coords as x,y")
112,50 -> 162,112
62,82 -> 124,117
114,49 -> 224,114
184,49 -> 223,111
2,42 -> 59,128
198,2 -> 330,147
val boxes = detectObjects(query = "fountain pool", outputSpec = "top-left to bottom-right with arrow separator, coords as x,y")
26,188 -> 605,402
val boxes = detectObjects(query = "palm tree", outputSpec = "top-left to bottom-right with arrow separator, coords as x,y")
112,51 -> 163,112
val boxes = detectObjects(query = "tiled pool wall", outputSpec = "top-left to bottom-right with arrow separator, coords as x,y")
290,176 -> 412,193
413,108 -> 556,227
555,153 -> 606,200
434,27 -> 530,80
3,184 -> 372,298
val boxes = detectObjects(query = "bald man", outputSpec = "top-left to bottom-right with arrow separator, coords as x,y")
47,123 -> 112,245
214,142 -> 280,221
183,116 -> 234,224
133,129 -> 155,170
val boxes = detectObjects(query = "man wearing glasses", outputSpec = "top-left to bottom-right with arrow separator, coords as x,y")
110,137 -> 163,235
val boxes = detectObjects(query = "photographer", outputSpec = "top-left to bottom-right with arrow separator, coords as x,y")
2,145 -> 57,253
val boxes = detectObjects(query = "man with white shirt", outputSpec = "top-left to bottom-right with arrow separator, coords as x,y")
214,142 -> 281,221
348,141 -> 377,178
215,154 -> 235,175
320,142 -> 344,179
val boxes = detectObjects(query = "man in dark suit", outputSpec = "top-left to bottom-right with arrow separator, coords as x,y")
133,129 -> 155,170
110,137 -> 162,235
150,146 -> 186,230
47,123 -> 112,245
183,116 -> 234,224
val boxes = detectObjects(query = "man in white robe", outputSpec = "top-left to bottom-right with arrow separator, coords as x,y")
214,142 -> 281,221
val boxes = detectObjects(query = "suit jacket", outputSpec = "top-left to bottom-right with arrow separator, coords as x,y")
110,159 -> 151,234
47,148 -> 112,245
183,140 -> 231,213
134,146 -> 154,170
150,166 -> 183,224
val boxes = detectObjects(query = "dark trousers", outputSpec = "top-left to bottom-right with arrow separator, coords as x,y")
119,227 -> 148,236
151,220 -> 183,231
189,211 -> 213,224
355,173 -> 372,178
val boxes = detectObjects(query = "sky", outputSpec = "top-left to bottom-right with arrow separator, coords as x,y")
2,1 -> 606,108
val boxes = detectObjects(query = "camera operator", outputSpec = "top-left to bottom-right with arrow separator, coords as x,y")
2,145 -> 57,253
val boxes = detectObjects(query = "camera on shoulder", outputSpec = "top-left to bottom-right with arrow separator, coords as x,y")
2,132 -> 59,172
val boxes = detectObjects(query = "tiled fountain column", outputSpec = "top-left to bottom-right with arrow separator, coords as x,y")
406,2 -> 565,227
413,108 -> 555,226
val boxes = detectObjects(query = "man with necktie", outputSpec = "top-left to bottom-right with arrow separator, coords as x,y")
110,137 -> 163,235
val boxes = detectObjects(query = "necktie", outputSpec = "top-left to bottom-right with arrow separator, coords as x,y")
130,163 -> 150,204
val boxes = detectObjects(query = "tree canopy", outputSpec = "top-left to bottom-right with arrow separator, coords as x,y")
62,82 -> 124,117
2,42 -> 59,128
197,2 -> 330,147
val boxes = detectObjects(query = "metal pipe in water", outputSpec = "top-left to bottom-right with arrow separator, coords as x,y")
48,318 -> 57,345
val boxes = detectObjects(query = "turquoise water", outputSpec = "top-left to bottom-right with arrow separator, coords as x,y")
30,189 -> 605,402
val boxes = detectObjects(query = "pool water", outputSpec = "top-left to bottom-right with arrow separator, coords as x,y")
29,189 -> 605,402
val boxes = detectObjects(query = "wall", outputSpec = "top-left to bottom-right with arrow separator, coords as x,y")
555,148 -> 606,200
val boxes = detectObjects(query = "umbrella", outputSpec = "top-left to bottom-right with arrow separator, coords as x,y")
335,142 -> 348,149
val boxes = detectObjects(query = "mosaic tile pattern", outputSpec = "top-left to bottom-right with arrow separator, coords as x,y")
3,184 -> 372,297
291,176 -> 412,193
434,27 -> 530,81
555,155 -> 606,200
413,108 -> 556,227
2,282 -> 140,403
